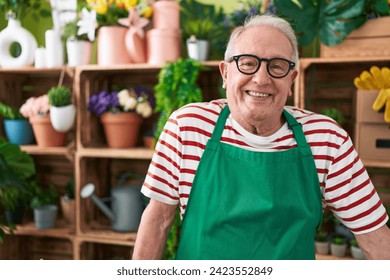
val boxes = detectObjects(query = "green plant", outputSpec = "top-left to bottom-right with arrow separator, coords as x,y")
62,18 -> 89,42
154,57 -> 205,260
0,137 -> 35,243
350,238 -> 360,248
64,178 -> 75,200
273,0 -> 389,47
315,230 -> 328,242
30,182 -> 59,209
331,236 -> 346,245
320,108 -> 346,126
182,18 -> 214,41
0,0 -> 51,21
0,102 -> 25,120
154,58 -> 204,141
48,86 -> 72,107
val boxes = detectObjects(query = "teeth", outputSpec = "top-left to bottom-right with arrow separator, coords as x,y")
246,91 -> 270,98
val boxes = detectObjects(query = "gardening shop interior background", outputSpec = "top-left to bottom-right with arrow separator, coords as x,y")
0,0 -> 389,260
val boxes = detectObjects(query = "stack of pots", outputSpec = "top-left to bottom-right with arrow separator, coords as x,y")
147,1 -> 181,65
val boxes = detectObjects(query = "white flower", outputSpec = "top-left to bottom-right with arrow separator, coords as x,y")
77,8 -> 98,42
118,89 -> 137,111
136,102 -> 153,118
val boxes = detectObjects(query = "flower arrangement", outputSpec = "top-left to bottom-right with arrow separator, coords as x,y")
88,86 -> 154,118
19,95 -> 50,118
84,0 -> 154,27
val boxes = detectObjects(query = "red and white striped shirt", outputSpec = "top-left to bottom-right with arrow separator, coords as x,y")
142,99 -> 388,235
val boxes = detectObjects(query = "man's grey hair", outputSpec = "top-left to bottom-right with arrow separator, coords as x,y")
224,14 -> 299,64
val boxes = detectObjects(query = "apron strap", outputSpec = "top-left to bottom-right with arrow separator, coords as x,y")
283,110 -> 312,157
211,105 -> 230,141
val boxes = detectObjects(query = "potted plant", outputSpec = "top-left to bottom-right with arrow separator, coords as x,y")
184,19 -> 213,61
314,230 -> 330,255
88,86 -> 154,148
19,94 -> 66,147
180,0 -> 228,60
48,86 -> 76,132
330,235 -> 347,258
350,238 -> 366,260
61,8 -> 97,67
0,137 -> 35,228
0,102 -> 34,145
30,182 -> 59,230
60,178 -> 75,224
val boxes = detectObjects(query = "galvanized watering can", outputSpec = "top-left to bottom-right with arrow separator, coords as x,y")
80,173 -> 145,232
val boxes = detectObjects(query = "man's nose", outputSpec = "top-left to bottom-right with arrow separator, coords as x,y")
252,61 -> 271,85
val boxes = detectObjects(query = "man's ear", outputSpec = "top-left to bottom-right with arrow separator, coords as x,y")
288,69 -> 298,97
219,61 -> 228,89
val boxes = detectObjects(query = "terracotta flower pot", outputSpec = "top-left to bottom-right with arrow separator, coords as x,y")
100,112 -> 142,148
98,26 -> 131,65
29,114 -> 67,147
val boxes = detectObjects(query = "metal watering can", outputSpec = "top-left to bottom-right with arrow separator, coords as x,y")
80,173 -> 145,232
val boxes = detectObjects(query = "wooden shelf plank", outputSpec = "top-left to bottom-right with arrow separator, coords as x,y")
316,254 -> 354,260
77,147 -> 154,159
4,220 -> 75,240
79,230 -> 137,246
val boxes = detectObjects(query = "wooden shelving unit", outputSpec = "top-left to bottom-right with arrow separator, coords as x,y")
0,62 -> 222,260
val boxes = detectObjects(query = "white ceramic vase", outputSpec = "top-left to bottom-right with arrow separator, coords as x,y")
186,37 -> 209,61
0,19 -> 37,68
50,104 -> 76,132
66,39 -> 92,67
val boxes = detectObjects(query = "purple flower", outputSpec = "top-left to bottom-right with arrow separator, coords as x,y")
88,90 -> 120,116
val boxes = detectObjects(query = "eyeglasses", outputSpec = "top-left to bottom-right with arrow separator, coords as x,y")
229,54 -> 296,78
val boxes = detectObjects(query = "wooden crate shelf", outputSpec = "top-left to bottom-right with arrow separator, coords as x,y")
294,56 -> 390,136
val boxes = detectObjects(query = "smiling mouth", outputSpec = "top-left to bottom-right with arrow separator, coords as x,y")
245,90 -> 271,98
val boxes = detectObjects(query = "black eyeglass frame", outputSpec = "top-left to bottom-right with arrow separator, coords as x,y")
229,54 -> 296,79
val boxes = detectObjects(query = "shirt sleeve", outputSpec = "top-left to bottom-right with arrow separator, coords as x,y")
323,136 -> 388,234
141,111 -> 182,205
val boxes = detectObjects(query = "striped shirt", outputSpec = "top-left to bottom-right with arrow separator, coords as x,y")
141,99 -> 388,235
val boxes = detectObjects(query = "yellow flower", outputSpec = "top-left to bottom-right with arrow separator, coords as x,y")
140,5 -> 153,18
88,0 -> 108,15
123,0 -> 138,10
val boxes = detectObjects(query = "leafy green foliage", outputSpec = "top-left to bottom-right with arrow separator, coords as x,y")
30,182 -> 59,209
320,108 -> 346,126
350,238 -> 359,248
0,102 -> 25,120
62,19 -> 89,42
273,0 -> 389,46
182,18 -> 214,41
332,236 -> 346,245
48,86 -> 72,107
154,58 -> 204,141
0,137 -> 35,180
0,0 -> 50,21
315,230 -> 328,242
0,137 -> 35,243
154,58 -> 205,260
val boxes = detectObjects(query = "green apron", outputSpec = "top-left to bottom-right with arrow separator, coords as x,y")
176,106 -> 322,260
